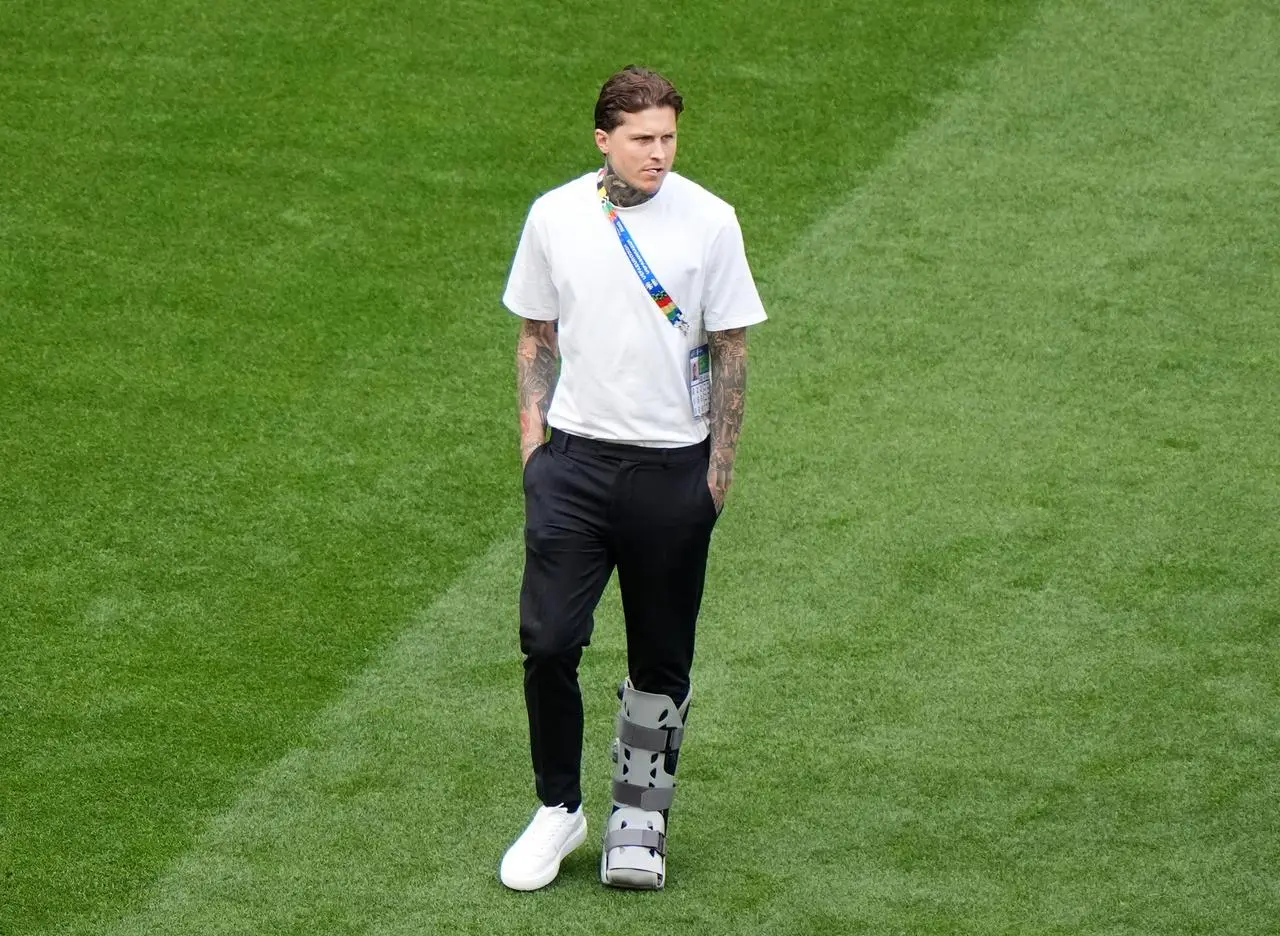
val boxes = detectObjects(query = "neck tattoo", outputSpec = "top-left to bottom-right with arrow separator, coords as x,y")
603,163 -> 655,208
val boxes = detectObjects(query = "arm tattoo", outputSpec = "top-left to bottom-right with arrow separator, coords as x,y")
603,161 -> 655,208
707,327 -> 748,500
516,319 -> 559,459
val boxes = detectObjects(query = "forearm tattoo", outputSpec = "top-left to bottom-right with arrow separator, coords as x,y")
516,319 -> 559,455
603,161 -> 654,208
707,327 -> 748,494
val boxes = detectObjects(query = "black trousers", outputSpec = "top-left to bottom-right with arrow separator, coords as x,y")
520,428 -> 719,808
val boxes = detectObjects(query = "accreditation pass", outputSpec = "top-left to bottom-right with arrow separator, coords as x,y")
688,344 -> 711,418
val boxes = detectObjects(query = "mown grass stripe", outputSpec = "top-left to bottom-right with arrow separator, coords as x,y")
705,0 -> 1278,932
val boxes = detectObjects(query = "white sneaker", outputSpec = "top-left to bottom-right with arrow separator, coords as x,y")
499,805 -> 587,891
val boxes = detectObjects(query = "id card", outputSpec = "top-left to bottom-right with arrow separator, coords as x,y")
688,344 -> 711,418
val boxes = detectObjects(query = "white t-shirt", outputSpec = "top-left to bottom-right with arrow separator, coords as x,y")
503,170 -> 767,447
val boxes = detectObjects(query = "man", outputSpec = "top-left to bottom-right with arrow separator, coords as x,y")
499,65 -> 767,892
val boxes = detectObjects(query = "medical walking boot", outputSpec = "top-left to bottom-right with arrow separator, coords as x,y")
601,679 -> 690,889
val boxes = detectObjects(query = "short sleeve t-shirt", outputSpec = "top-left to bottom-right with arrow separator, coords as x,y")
503,171 -> 767,447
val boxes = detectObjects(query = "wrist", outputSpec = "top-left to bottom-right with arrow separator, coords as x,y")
708,453 -> 736,476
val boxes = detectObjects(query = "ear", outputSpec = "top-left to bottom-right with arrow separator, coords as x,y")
594,128 -> 609,155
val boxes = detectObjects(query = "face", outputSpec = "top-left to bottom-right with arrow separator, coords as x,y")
595,106 -> 679,195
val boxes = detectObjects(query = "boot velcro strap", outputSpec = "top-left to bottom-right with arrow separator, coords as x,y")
604,827 -> 667,855
617,716 -> 683,753
612,780 -> 675,811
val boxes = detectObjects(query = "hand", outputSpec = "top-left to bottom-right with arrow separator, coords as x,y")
521,439 -> 543,467
707,467 -> 730,514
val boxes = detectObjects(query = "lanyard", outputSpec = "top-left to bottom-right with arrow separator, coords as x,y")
597,168 -> 689,335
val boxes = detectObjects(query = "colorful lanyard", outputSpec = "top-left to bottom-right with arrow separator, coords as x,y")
596,168 -> 689,334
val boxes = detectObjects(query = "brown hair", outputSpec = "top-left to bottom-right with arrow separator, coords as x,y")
594,65 -> 684,132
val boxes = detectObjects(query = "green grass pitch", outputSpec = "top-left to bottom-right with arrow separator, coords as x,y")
2,0 -> 1277,933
